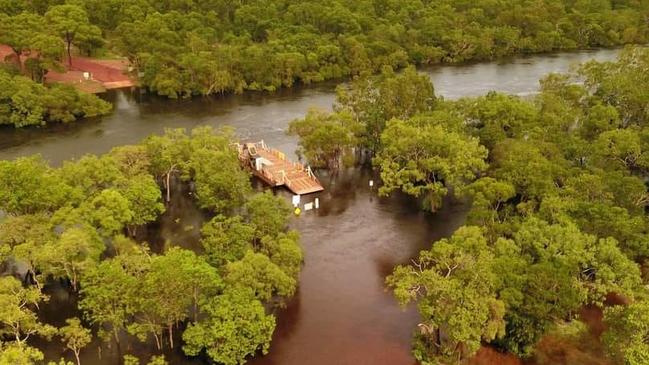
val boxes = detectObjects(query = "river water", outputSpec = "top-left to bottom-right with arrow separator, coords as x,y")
0,49 -> 619,365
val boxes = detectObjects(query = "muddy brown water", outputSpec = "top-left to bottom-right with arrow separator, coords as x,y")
0,49 -> 619,365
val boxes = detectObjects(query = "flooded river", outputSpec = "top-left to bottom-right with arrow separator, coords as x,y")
0,49 -> 619,365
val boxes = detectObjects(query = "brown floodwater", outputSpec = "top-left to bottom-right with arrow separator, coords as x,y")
0,49 -> 620,365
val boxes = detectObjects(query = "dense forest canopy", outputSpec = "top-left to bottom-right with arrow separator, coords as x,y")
0,127 -> 303,365
288,46 -> 649,365
1,0 -> 649,101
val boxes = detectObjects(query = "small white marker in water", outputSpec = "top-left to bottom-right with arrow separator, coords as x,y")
369,180 -> 374,188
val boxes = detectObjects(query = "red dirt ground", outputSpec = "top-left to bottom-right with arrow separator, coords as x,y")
1,44 -> 135,92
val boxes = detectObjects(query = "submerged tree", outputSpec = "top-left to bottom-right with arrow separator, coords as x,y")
387,227 -> 505,364
58,318 -> 92,365
288,109 -> 359,170
374,119 -> 488,211
182,289 -> 275,365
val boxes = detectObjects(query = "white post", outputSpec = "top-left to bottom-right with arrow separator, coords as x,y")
315,198 -> 319,209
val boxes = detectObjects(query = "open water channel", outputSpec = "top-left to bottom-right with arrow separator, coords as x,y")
0,48 -> 619,365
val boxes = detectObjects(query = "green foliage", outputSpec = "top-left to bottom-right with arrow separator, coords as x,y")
336,66 -> 436,151
78,0 -> 649,98
182,289 -> 275,365
200,215 -> 255,267
245,192 -> 291,239
375,119 -> 488,211
0,156 -> 69,214
0,342 -> 44,365
225,251 -> 296,302
387,227 -> 505,364
41,227 -> 104,292
188,127 -> 251,213
58,318 -> 92,365
79,256 -> 141,344
0,126 -> 302,364
383,48 -> 649,363
0,70 -> 111,128
604,301 -> 649,365
288,109 -> 359,170
44,5 -> 103,65
79,189 -> 134,236
0,277 -> 56,347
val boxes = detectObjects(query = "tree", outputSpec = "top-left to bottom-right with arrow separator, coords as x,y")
41,227 -> 104,292
182,289 -> 275,365
188,127 -> 251,213
143,129 -> 191,203
79,189 -> 134,236
130,248 -> 221,349
497,218 -> 641,355
462,177 -> 516,235
0,156 -> 69,214
0,12 -> 45,72
200,215 -> 255,267
604,301 -> 649,365
458,92 -> 538,150
0,213 -> 55,288
59,318 -> 92,365
118,174 -> 165,236
288,109 -> 359,170
387,226 -> 505,364
45,5 -> 102,67
335,66 -> 436,151
0,342 -> 44,365
79,257 -> 141,346
225,251 -> 296,302
245,192 -> 291,239
374,119 -> 488,211
0,277 -> 56,346
258,231 -> 303,280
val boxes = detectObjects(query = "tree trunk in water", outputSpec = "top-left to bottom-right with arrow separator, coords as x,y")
113,328 -> 121,347
74,350 -> 81,365
154,332 -> 161,350
165,171 -> 172,203
168,324 -> 174,349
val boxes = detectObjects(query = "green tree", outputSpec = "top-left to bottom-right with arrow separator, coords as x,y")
0,277 -> 56,346
45,5 -> 103,66
188,127 -> 251,213
603,301 -> 649,365
336,66 -> 436,151
119,174 -> 165,236
58,318 -> 92,365
387,226 -> 505,364
200,215 -> 255,267
182,289 -> 275,365
79,189 -> 134,236
0,12 -> 45,72
245,192 -> 291,239
0,156 -> 68,214
143,129 -> 191,203
225,251 -> 296,302
288,109 -> 359,170
130,248 -> 221,349
375,119 -> 488,211
79,257 -> 141,345
0,342 -> 44,365
41,227 -> 104,292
